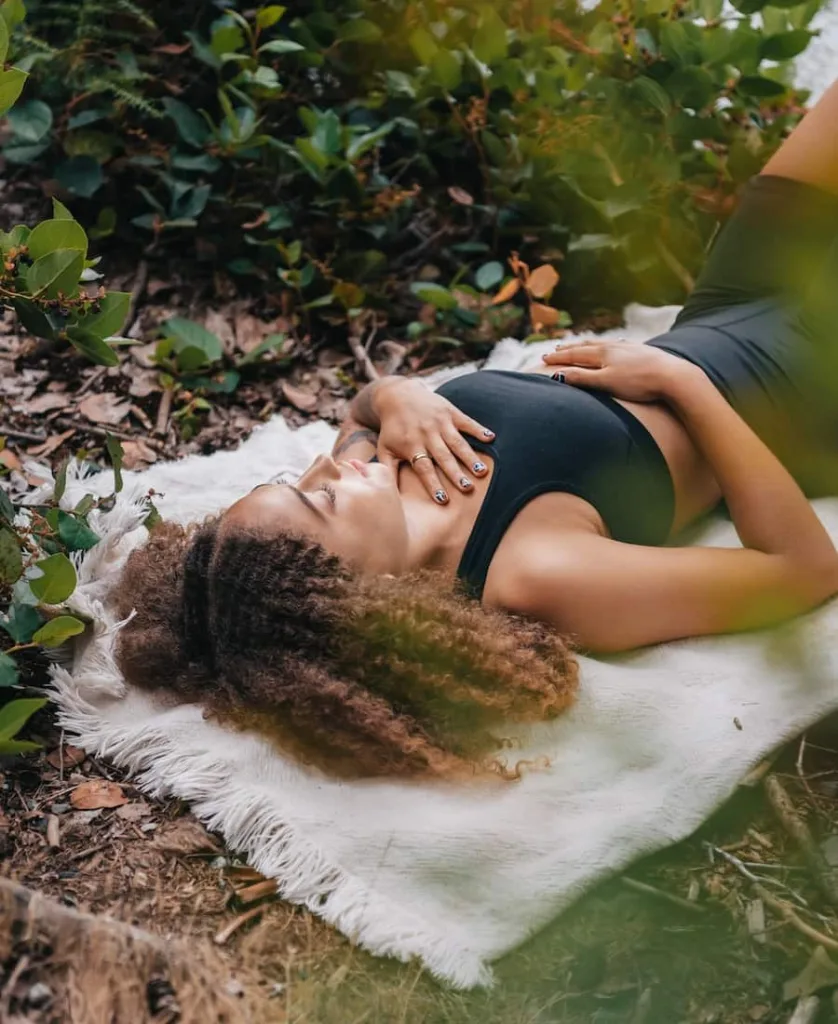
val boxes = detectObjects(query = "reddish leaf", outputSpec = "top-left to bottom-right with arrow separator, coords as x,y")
490,278 -> 521,306
0,448 -> 21,471
241,210 -> 270,230
27,392 -> 71,415
153,42 -> 192,55
121,439 -> 158,470
70,780 -> 128,809
527,264 -> 560,299
46,744 -> 86,769
530,303 -> 560,327
26,428 -> 75,459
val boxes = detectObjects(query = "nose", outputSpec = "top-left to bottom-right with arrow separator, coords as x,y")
297,453 -> 340,488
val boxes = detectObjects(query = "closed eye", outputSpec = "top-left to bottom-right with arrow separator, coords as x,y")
317,482 -> 337,508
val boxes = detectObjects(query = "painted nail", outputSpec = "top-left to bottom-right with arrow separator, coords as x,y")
483,428 -> 494,437
473,461 -> 486,473
434,489 -> 449,504
459,477 -> 472,489
552,371 -> 566,383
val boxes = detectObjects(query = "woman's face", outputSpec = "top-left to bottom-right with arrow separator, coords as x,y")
223,455 -> 410,574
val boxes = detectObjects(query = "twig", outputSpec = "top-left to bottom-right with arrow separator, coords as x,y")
155,387 -> 173,437
52,416 -> 164,449
123,258 -> 149,338
68,841 -> 112,862
740,758 -> 775,788
796,734 -> 816,801
46,814 -> 60,849
213,905 -> 263,945
76,365 -> 109,399
764,773 -> 838,906
708,844 -> 817,915
348,329 -> 380,382
787,995 -> 819,1024
621,876 -> 706,914
754,881 -> 838,952
234,879 -> 278,906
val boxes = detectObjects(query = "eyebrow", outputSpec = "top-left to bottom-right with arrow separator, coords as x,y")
280,483 -> 326,521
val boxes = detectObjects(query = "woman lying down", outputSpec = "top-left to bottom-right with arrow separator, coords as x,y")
116,80 -> 838,782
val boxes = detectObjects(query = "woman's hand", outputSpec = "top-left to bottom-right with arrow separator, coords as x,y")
541,340 -> 694,403
372,378 -> 493,503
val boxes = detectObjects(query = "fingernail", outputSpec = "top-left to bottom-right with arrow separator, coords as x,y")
552,371 -> 566,383
473,461 -> 486,473
483,428 -> 494,438
459,477 -> 472,490
434,489 -> 448,504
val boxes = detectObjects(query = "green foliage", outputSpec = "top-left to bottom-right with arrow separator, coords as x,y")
1,0 -> 824,349
0,697 -> 46,754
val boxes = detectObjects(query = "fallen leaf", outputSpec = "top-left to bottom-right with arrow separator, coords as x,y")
748,1005 -> 770,1022
128,370 -> 160,399
70,780 -> 128,810
530,302 -> 561,327
151,818 -> 221,856
281,382 -> 318,413
46,745 -> 86,770
0,448 -> 21,471
234,313 -> 272,355
203,309 -> 236,353
783,945 -> 838,1001
153,41 -> 191,54
26,428 -> 75,459
121,439 -> 158,470
79,392 -> 132,426
27,392 -> 71,415
448,186 -> 474,206
527,264 -> 560,298
115,801 -> 152,821
241,210 -> 269,230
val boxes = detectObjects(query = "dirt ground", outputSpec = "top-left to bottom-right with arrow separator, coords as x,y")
2,190 -> 838,1022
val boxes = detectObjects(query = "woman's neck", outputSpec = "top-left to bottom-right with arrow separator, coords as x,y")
397,462 -> 494,576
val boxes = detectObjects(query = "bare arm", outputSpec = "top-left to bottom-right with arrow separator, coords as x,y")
516,344 -> 838,651
762,77 -> 838,196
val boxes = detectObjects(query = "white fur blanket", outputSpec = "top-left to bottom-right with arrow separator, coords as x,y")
30,304 -> 838,988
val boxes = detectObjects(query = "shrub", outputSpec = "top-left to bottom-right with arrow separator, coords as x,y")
5,0 -> 823,353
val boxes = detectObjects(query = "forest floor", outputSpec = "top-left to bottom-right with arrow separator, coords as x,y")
3,184 -> 838,1023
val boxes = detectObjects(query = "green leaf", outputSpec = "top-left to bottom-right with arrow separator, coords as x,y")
410,281 -> 458,310
660,21 -> 698,65
0,487 -> 14,524
55,156 -> 104,198
346,121 -> 395,161
0,698 -> 47,741
11,298 -> 55,341
0,528 -> 22,585
0,16 -> 10,70
29,552 -> 77,605
633,76 -> 671,115
337,19 -> 382,43
32,615 -> 86,648
0,738 -> 40,754
256,4 -> 286,29
236,333 -> 287,366
0,0 -> 25,31
1,604 -> 43,644
473,7 -> 508,65
26,250 -> 84,299
256,38 -> 304,54
0,67 -> 28,118
105,434 -> 124,493
67,109 -> 107,130
52,198 -> 74,221
430,49 -> 461,91
64,327 -> 119,366
27,219 -> 88,261
72,291 -> 130,339
54,458 -> 68,502
737,74 -> 788,98
211,23 -> 246,56
408,27 -> 437,64
7,99 -> 53,144
56,511 -> 99,552
0,653 -> 19,688
759,29 -> 813,59
161,98 -> 210,148
666,66 -> 715,109
475,261 -> 504,291
163,317 -> 223,364
699,0 -> 724,18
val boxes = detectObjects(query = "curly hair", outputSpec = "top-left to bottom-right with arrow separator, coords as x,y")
114,519 -> 579,780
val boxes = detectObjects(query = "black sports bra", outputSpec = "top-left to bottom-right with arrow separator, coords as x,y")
435,370 -> 675,600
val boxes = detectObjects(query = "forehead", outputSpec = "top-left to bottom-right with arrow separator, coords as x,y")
224,485 -> 312,530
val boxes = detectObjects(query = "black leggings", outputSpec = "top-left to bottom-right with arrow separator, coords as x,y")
646,175 -> 838,494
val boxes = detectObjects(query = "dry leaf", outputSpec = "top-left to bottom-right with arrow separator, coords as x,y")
491,278 -> 521,306
447,186 -> 474,206
747,1005 -> 770,1022
783,945 -> 838,1001
27,392 -> 71,415
27,427 -> 75,459
241,210 -> 269,230
234,313 -> 278,355
121,439 -> 158,470
129,370 -> 160,399
0,448 -> 22,471
115,801 -> 152,821
151,818 -> 221,856
281,382 -> 318,413
46,745 -> 86,770
527,264 -> 560,298
79,392 -> 132,426
70,780 -> 128,810
153,41 -> 191,54
530,302 -> 561,327
203,309 -> 236,353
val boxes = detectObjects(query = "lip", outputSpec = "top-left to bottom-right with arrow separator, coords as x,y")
347,458 -> 369,478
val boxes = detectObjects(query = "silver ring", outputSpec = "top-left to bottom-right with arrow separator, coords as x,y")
411,451 -> 431,466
